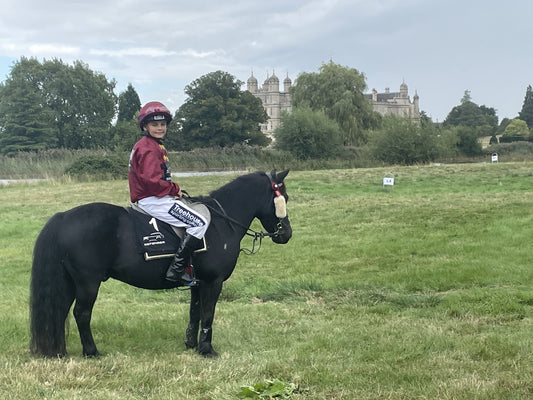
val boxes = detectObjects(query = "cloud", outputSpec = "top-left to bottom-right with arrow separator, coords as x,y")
90,47 -> 176,58
0,0 -> 531,120
1,42 -> 80,57
28,44 -> 80,56
179,49 -> 218,59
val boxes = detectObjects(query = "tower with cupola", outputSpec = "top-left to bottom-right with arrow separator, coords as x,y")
247,70 -> 292,140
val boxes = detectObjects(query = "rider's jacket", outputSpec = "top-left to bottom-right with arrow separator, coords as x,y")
128,135 -> 180,203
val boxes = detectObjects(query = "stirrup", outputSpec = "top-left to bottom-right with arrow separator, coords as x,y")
165,267 -> 199,286
185,278 -> 200,287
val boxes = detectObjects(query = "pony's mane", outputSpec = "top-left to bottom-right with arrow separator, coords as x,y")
210,171 -> 266,197
189,171 -> 267,203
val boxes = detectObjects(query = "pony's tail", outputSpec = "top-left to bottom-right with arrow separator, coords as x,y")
30,214 -> 74,357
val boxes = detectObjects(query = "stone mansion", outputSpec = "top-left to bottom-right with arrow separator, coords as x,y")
246,72 -> 292,138
364,82 -> 420,121
247,71 -> 420,138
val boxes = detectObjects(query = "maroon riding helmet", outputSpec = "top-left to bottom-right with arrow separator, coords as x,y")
138,101 -> 173,131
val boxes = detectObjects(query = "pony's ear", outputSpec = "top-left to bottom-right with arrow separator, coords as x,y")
276,169 -> 289,182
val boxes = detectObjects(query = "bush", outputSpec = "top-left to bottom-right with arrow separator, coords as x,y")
369,116 -> 439,165
65,154 -> 128,179
499,135 -> 533,143
484,141 -> 533,156
274,107 -> 342,160
454,126 -> 483,156
501,118 -> 529,142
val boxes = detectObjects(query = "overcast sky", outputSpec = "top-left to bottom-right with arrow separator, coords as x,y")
0,0 -> 531,122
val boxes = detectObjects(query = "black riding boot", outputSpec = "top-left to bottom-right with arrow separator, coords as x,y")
165,234 -> 201,286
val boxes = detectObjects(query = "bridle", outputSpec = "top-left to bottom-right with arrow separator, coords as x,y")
188,175 -> 288,255
209,198 -> 285,255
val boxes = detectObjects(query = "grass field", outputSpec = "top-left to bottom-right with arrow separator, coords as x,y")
0,162 -> 532,399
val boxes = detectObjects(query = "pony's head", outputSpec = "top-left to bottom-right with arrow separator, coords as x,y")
261,169 -> 292,244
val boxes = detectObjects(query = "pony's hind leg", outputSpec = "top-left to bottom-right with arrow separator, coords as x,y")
73,282 -> 102,357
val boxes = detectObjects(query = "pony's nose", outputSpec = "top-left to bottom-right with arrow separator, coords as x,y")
272,218 -> 292,244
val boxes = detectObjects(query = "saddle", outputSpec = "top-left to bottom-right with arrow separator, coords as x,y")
126,204 -> 207,261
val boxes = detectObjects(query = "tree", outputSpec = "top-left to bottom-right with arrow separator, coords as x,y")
111,83 -> 142,151
369,115 -> 439,165
500,118 -> 530,143
0,57 -> 117,151
443,90 -> 498,133
290,61 -> 380,146
419,110 -> 433,126
0,70 -> 57,155
110,119 -> 140,151
497,117 -> 512,135
453,126 -> 483,156
43,59 -> 117,149
117,83 -> 141,122
518,85 -> 533,128
434,126 -> 460,158
461,90 -> 472,103
175,71 -> 268,149
274,107 -> 342,159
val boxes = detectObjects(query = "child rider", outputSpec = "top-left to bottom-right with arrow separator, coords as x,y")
128,101 -> 209,286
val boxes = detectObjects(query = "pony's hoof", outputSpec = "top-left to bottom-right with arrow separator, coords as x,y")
198,347 -> 218,358
83,350 -> 100,358
185,340 -> 198,349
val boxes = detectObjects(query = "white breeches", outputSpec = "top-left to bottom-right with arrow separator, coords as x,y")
137,195 -> 210,239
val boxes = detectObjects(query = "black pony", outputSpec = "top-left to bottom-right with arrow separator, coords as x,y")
30,169 -> 292,358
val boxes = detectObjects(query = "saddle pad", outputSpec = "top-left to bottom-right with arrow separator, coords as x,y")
126,207 -> 180,260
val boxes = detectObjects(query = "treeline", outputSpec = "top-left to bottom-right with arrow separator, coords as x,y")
274,63 -> 533,164
1,58 -> 533,167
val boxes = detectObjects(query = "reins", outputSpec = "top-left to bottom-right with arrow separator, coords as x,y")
182,191 -> 285,256
207,198 -> 284,255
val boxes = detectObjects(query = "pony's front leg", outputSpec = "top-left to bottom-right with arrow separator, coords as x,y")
185,286 -> 201,349
198,280 -> 223,357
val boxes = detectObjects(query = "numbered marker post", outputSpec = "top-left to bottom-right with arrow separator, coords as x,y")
383,174 -> 394,188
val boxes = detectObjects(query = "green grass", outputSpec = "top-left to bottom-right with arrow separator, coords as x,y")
0,163 -> 532,399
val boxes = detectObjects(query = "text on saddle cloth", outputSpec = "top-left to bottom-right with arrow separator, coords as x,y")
126,206 -> 207,261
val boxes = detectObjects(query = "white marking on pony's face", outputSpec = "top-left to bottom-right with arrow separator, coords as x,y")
274,196 -> 286,218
